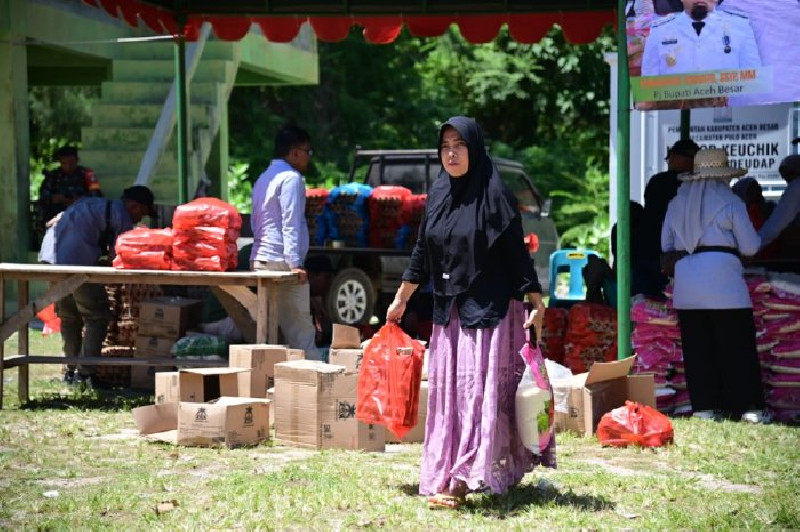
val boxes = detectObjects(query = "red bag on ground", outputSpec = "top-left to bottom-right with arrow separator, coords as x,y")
36,303 -> 61,335
356,322 -> 425,439
596,400 -> 674,448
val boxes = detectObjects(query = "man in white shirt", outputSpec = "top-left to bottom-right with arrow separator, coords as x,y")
642,0 -> 761,76
250,125 -> 321,360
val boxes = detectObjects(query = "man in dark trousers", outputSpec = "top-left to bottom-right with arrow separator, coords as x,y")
42,186 -> 158,385
641,139 -> 700,296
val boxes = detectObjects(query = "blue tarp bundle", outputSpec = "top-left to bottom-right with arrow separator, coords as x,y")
326,182 -> 372,247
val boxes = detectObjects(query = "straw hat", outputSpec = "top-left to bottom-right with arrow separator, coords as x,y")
678,148 -> 747,181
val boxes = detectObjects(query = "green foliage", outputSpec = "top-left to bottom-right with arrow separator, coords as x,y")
226,162 -> 252,214
27,86 -> 96,200
227,25 -> 617,247
28,86 -> 95,158
548,163 -> 611,258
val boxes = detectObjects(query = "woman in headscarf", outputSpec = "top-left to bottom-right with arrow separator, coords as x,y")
662,148 -> 765,423
386,117 -> 555,509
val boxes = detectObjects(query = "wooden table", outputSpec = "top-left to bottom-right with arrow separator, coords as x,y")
0,263 -> 297,407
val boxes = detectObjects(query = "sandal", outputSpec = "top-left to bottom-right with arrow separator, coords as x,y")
427,494 -> 465,510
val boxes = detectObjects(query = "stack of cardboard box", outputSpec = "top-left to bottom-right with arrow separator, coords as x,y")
132,366 -> 271,448
268,325 -> 386,452
134,343 -> 308,447
273,360 -> 384,452
131,297 -> 203,390
133,325 -> 431,452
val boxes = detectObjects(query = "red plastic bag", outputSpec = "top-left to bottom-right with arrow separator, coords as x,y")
596,400 -> 674,448
356,322 -> 425,439
36,303 -> 61,335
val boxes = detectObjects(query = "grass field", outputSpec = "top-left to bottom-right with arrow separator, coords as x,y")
1,331 -> 799,530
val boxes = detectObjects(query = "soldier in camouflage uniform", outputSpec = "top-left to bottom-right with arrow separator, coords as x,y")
35,146 -> 102,237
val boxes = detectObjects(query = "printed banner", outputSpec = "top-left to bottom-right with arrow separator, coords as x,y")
659,104 -> 791,198
627,0 -> 800,109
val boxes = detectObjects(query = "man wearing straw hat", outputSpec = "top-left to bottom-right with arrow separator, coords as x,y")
661,148 -> 765,423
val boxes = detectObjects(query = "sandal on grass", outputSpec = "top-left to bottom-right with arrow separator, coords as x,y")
427,494 -> 465,510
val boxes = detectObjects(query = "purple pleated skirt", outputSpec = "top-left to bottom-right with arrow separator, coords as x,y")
419,300 -> 557,496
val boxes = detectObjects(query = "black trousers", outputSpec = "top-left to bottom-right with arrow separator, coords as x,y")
677,308 -> 765,417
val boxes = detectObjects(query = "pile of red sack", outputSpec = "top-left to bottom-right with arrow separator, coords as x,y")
113,198 -> 241,272
172,198 -> 241,271
562,302 -> 618,373
750,274 -> 800,424
398,194 -> 426,249
368,186 -> 412,248
630,295 -> 685,415
541,307 -> 568,364
112,227 -> 173,270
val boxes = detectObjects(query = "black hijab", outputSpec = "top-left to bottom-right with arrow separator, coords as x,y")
424,116 -> 519,296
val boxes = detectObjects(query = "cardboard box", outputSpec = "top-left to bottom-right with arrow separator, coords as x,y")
267,387 -> 275,429
131,361 -> 174,391
135,334 -> 176,356
131,335 -> 176,390
287,349 -> 305,361
229,344 -> 291,398
274,360 -> 384,452
331,324 -> 361,348
178,397 -> 270,448
388,380 -> 428,444
138,297 -> 203,339
179,367 -> 248,402
552,356 -> 655,437
328,348 -> 363,373
132,402 -> 179,443
132,397 -> 271,448
155,372 -> 180,404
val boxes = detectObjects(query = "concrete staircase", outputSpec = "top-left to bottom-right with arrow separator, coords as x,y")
80,40 -> 240,205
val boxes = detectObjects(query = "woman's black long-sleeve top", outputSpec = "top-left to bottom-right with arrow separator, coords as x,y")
401,211 -> 542,328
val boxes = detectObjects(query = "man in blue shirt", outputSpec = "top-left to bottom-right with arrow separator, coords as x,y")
250,125 -> 321,360
46,185 -> 157,385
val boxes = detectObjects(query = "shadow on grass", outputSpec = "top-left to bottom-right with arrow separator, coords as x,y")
396,481 -> 613,516
21,385 -> 153,411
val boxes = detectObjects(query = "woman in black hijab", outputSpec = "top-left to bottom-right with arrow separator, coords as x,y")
387,117 -> 554,509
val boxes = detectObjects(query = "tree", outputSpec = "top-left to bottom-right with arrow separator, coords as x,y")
227,24 -> 617,254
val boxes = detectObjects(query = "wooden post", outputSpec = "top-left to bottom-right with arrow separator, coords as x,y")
257,276 -> 268,343
267,284 -> 278,344
17,279 -> 28,404
0,272 -> 5,409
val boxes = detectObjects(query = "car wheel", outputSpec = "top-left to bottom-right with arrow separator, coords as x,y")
327,268 -> 375,325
